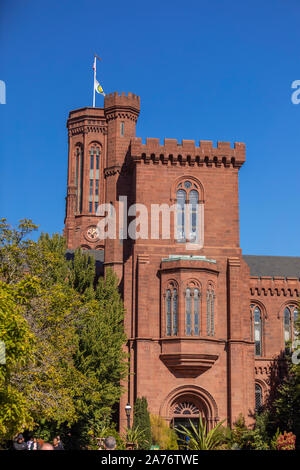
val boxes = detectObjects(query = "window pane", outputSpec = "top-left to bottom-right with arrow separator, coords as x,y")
194,288 -> 199,335
254,307 -> 262,356
176,190 -> 186,241
185,288 -> 191,336
206,290 -> 210,336
173,289 -> 178,335
294,309 -> 299,338
255,384 -> 262,411
284,307 -> 291,343
166,290 -> 171,336
189,190 -> 199,242
211,291 -> 215,336
90,149 -> 94,170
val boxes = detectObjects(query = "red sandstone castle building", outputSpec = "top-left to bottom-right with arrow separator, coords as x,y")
64,92 -> 300,431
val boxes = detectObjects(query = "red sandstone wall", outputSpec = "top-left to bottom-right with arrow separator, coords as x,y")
63,94 -> 298,432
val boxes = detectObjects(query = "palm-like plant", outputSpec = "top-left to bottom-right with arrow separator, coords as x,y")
176,417 -> 225,450
121,425 -> 146,449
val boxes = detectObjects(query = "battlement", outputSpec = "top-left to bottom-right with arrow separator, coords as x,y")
104,91 -> 140,116
130,137 -> 245,168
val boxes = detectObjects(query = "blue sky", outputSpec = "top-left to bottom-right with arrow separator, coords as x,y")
0,0 -> 299,255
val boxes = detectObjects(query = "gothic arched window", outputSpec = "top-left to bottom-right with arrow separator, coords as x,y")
185,284 -> 201,336
175,180 -> 201,243
251,305 -> 263,357
206,284 -> 215,336
284,305 -> 299,351
255,384 -> 263,412
185,288 -> 192,336
89,144 -> 101,214
75,145 -> 83,214
176,189 -> 186,242
194,288 -> 200,335
165,284 -> 178,336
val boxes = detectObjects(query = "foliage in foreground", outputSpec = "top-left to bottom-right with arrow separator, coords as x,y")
133,397 -> 152,450
176,416 -> 225,450
150,414 -> 178,450
0,218 -> 127,447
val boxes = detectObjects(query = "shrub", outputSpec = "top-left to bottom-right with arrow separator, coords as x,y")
150,414 -> 178,450
275,431 -> 296,450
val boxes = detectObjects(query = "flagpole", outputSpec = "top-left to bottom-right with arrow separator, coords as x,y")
93,56 -> 96,107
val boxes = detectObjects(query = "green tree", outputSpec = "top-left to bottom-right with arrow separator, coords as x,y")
0,219 -> 128,447
133,397 -> 152,449
0,281 -> 35,439
74,268 -> 128,445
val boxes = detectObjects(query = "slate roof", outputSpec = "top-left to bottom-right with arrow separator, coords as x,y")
243,255 -> 300,278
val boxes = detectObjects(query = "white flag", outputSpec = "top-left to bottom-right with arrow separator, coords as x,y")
94,78 -> 105,96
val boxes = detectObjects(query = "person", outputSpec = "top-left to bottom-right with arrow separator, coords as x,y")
53,437 -> 64,450
103,436 -> 116,450
13,434 -> 27,450
32,437 -> 39,450
40,442 -> 54,450
27,434 -> 34,450
56,435 -> 64,449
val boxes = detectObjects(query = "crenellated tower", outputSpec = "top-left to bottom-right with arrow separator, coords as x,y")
64,92 -> 140,254
64,106 -> 107,249
103,92 -> 140,280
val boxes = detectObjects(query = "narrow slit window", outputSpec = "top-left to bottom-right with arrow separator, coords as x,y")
254,306 -> 262,356
176,189 -> 186,242
194,288 -> 200,335
166,289 -> 171,336
173,289 -> 178,335
185,288 -> 192,336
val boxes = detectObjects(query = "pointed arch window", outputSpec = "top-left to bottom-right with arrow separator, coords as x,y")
75,145 -> 83,214
206,285 -> 215,336
250,305 -> 263,357
89,144 -> 101,214
175,180 -> 201,244
185,288 -> 192,336
194,288 -> 200,335
284,305 -> 299,351
184,285 -> 201,336
176,189 -> 186,242
165,285 -> 178,336
255,384 -> 263,412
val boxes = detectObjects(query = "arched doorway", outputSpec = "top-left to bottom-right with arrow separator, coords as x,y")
170,394 -> 208,442
160,385 -> 219,434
